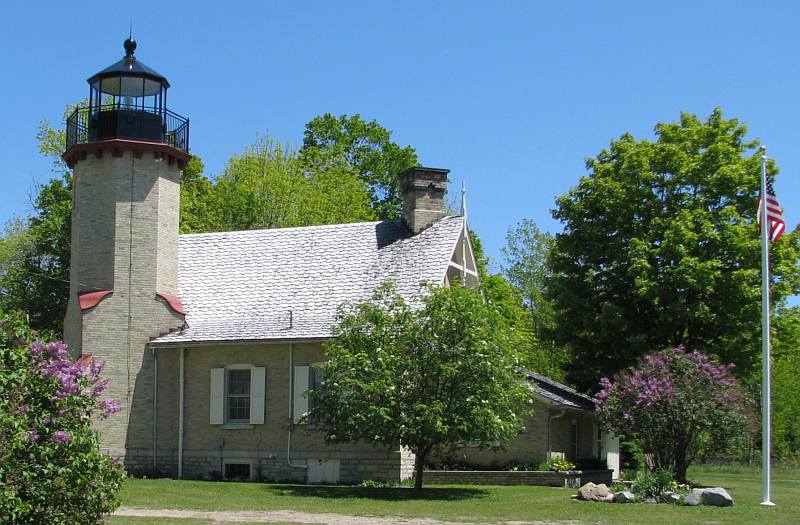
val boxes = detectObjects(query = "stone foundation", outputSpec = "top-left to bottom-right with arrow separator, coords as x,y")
420,469 -> 613,487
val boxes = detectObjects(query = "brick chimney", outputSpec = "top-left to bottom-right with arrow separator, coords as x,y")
399,166 -> 450,234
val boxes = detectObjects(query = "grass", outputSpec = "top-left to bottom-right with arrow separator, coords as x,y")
113,466 -> 800,524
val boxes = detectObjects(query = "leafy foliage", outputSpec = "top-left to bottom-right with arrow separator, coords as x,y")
595,346 -> 749,482
0,174 -> 72,333
300,113 -> 418,220
631,468 -> 688,499
500,220 -> 569,378
313,283 -> 532,490
0,309 -> 124,523
501,219 -> 555,337
773,307 -> 800,459
213,137 -> 374,230
549,109 -> 800,391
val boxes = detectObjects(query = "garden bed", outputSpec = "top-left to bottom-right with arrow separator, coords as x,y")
420,469 -> 613,487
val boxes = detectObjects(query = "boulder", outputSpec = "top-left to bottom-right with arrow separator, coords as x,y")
683,489 -> 704,506
612,491 -> 636,503
602,493 -> 615,503
577,482 -> 596,501
660,491 -> 681,505
702,487 -> 734,507
643,497 -> 657,504
593,483 -> 610,501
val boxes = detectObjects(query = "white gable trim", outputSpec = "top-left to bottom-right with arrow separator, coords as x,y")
437,217 -> 479,287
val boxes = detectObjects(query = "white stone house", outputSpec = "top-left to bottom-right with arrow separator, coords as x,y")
62,40 -> 617,483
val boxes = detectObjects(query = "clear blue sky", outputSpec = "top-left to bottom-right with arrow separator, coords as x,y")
1,2 -> 797,287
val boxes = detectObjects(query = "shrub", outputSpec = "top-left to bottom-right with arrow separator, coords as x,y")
547,458 -> 576,471
595,346 -> 749,482
631,469 -> 671,499
0,310 -> 124,524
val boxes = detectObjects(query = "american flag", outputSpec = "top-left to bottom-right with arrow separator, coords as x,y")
757,178 -> 786,242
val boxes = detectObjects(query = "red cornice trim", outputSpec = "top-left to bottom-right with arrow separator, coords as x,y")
78,290 -> 114,311
63,139 -> 190,169
156,292 -> 186,316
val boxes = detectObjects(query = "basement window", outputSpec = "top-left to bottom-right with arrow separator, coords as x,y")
224,461 -> 251,481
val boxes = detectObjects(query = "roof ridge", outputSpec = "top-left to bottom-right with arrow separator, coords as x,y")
179,219 -> 389,238
524,369 -> 593,401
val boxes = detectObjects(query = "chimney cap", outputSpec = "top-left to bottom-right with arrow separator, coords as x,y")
400,166 -> 451,176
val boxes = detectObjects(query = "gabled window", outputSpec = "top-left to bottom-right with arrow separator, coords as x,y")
210,366 -> 265,426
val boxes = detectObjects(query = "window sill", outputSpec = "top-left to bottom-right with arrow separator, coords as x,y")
220,424 -> 254,430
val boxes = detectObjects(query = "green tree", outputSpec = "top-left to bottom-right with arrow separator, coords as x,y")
179,156 -> 218,234
471,230 -> 565,379
773,306 -> 800,458
0,174 -> 72,334
214,137 -> 374,230
501,219 -> 555,338
313,283 -> 532,490
299,113 -> 418,220
549,109 -> 800,392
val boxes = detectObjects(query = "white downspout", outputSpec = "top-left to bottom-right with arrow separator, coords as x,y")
178,346 -> 185,479
547,409 -> 566,461
153,348 -> 158,471
287,342 -> 307,470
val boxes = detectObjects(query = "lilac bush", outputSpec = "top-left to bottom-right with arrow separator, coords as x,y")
595,346 -> 749,482
0,310 -> 124,524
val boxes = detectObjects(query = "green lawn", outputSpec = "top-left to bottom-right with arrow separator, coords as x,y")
111,466 -> 800,524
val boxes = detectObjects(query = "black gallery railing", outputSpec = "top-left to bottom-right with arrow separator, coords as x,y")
66,105 -> 189,153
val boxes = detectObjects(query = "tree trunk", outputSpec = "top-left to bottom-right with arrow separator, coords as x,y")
413,447 -> 431,492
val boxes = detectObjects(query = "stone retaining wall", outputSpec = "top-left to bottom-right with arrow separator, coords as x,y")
420,469 -> 612,487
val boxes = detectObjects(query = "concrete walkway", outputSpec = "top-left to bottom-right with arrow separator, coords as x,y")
115,507 -> 572,525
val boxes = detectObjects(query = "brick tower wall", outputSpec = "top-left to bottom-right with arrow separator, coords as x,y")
64,149 -> 185,468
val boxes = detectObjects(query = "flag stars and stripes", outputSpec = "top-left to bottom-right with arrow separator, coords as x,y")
757,178 -> 786,242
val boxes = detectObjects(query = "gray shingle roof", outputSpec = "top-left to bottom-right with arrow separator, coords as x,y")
151,216 -> 465,345
524,370 -> 595,411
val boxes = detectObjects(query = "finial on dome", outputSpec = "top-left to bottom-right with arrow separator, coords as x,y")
124,37 -> 137,58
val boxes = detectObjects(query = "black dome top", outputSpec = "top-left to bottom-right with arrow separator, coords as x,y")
87,38 -> 170,95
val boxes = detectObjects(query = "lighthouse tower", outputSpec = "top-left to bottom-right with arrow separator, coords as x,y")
62,38 -> 189,469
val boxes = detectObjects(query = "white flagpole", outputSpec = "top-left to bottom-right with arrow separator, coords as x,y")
759,145 -> 775,507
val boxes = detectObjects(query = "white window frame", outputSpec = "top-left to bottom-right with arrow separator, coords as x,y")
293,363 -> 325,425
225,366 -> 252,425
210,364 -> 265,427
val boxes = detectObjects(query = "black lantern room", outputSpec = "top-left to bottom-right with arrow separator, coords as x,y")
66,38 -> 189,152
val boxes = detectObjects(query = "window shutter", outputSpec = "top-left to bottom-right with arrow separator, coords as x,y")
293,365 -> 309,424
210,368 -> 224,425
249,367 -> 265,425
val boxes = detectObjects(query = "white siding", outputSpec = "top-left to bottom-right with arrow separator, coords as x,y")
210,368 -> 224,424
250,367 -> 266,424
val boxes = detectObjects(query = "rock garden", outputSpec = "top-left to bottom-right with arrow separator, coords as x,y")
572,468 -> 735,507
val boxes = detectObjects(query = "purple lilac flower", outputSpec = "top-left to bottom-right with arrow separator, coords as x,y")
92,378 -> 110,397
19,404 -> 28,414
28,430 -> 40,443
51,431 -> 71,444
100,399 -> 121,418
29,341 -> 45,360
42,416 -> 52,425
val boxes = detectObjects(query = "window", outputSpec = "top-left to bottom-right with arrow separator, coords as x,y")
570,420 -> 579,460
210,367 -> 265,426
224,461 -> 251,481
293,363 -> 326,424
226,369 -> 251,424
